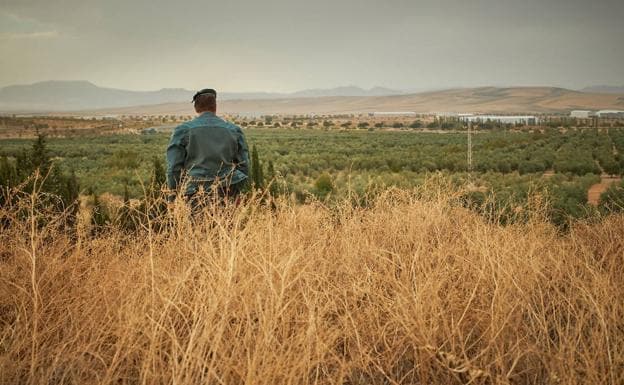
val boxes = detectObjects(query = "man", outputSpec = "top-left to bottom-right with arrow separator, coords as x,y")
166,88 -> 249,204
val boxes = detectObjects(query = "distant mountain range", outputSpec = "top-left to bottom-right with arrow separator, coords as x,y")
68,87 -> 624,116
0,81 -> 191,112
1,81 -> 623,115
289,86 -> 402,98
0,81 -> 404,112
580,85 -> 624,94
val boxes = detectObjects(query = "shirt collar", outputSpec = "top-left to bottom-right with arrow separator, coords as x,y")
199,111 -> 216,118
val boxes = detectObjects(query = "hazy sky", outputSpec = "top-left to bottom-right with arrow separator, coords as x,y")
1,0 -> 622,92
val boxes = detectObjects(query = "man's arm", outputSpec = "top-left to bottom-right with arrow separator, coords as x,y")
235,126 -> 250,177
166,125 -> 188,194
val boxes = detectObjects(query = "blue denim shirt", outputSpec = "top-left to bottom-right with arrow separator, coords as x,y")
166,111 -> 249,196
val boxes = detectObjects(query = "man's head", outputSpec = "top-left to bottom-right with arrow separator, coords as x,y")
192,88 -> 217,114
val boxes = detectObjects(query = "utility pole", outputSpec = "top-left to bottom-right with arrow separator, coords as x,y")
467,120 -> 473,172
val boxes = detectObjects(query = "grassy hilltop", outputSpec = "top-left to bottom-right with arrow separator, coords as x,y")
0,183 -> 622,385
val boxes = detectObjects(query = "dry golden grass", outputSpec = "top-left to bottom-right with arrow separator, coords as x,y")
0,182 -> 623,385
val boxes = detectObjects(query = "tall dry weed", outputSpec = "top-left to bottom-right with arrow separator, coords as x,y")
0,183 -> 622,385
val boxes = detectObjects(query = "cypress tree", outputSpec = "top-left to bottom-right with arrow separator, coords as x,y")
31,133 -> 50,171
90,189 -> 109,233
60,170 -> 81,227
251,145 -> 264,188
258,160 -> 264,188
266,160 -> 280,195
63,169 -> 80,205
267,160 -> 275,181
151,156 -> 166,188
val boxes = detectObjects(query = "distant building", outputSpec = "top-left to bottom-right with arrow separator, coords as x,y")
370,112 -> 417,117
596,110 -> 624,118
570,110 -> 595,118
435,112 -> 474,118
459,115 -> 539,125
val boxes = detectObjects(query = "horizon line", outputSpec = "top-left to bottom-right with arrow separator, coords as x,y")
2,79 -> 622,94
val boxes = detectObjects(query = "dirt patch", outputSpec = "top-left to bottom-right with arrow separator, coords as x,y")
542,170 -> 555,178
588,176 -> 622,205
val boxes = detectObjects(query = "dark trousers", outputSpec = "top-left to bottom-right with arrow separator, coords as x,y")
185,180 -> 245,212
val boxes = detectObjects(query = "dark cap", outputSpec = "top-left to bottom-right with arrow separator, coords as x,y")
192,88 -> 217,103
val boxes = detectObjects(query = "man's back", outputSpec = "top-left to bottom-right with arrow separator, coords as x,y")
166,111 -> 249,197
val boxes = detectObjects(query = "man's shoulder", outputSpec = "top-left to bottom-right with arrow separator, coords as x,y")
222,120 -> 243,134
226,121 -> 243,131
172,121 -> 192,134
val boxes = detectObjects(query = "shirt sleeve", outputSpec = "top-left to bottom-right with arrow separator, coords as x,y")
166,124 -> 188,191
235,126 -> 250,177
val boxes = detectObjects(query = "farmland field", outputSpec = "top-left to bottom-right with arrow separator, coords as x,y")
2,126 -> 624,225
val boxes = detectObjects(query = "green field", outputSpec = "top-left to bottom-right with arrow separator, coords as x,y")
2,127 -> 624,225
